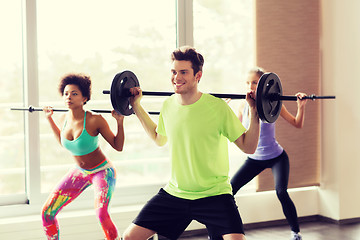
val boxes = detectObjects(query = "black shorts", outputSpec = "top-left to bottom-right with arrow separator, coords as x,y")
133,188 -> 244,240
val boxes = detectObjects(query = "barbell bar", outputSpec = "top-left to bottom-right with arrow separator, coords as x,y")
102,70 -> 335,123
10,105 -> 161,115
11,105 -> 109,113
274,94 -> 336,101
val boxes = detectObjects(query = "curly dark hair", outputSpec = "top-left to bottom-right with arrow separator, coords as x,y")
171,46 -> 204,75
58,73 -> 91,104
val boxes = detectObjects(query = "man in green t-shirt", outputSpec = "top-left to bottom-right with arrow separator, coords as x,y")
123,46 -> 260,240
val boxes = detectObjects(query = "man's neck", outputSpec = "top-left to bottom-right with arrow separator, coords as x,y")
176,90 -> 202,105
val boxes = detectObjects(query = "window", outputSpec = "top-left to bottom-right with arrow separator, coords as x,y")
0,0 -> 255,210
0,0 -> 26,204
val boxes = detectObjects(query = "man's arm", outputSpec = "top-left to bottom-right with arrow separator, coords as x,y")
130,87 -> 167,146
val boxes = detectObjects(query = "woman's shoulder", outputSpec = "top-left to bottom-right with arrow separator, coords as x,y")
86,110 -> 106,125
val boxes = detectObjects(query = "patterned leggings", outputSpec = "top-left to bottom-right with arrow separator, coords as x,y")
41,162 -> 119,240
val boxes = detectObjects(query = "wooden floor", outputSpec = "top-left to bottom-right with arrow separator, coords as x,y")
177,220 -> 360,240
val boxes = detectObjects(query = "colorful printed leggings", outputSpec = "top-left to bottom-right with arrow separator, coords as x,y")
41,164 -> 119,240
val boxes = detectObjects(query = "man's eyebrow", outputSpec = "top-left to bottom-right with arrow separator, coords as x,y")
171,69 -> 189,72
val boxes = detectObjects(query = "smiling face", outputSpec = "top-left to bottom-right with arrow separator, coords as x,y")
171,60 -> 202,95
63,84 -> 87,109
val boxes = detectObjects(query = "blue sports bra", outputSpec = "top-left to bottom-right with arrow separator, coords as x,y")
61,111 -> 99,156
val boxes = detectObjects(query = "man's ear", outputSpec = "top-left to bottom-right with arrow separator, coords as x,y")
196,71 -> 202,83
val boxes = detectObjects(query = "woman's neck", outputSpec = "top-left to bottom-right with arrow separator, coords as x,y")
68,107 -> 85,120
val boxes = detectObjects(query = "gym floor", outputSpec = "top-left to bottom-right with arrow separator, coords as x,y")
176,221 -> 360,240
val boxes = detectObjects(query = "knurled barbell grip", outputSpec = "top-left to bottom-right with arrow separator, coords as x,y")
306,95 -> 336,100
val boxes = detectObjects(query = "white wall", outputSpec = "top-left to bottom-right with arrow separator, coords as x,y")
319,0 -> 360,221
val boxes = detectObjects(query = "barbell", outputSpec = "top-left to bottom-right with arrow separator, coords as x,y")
102,70 -> 335,123
10,105 -> 160,115
11,106 -> 110,113
11,70 -> 335,123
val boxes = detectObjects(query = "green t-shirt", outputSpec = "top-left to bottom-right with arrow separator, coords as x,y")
156,93 -> 246,200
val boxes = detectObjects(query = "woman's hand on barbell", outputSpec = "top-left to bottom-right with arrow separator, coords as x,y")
296,92 -> 308,108
245,90 -> 256,110
111,110 -> 124,121
42,106 -> 54,118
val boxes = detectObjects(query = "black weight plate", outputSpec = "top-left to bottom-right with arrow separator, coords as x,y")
110,70 -> 139,116
256,72 -> 283,123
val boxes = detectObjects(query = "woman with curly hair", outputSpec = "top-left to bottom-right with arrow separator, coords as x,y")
41,73 -> 124,240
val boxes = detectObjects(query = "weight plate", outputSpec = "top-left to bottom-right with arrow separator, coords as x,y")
256,72 -> 283,123
110,70 -> 139,116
